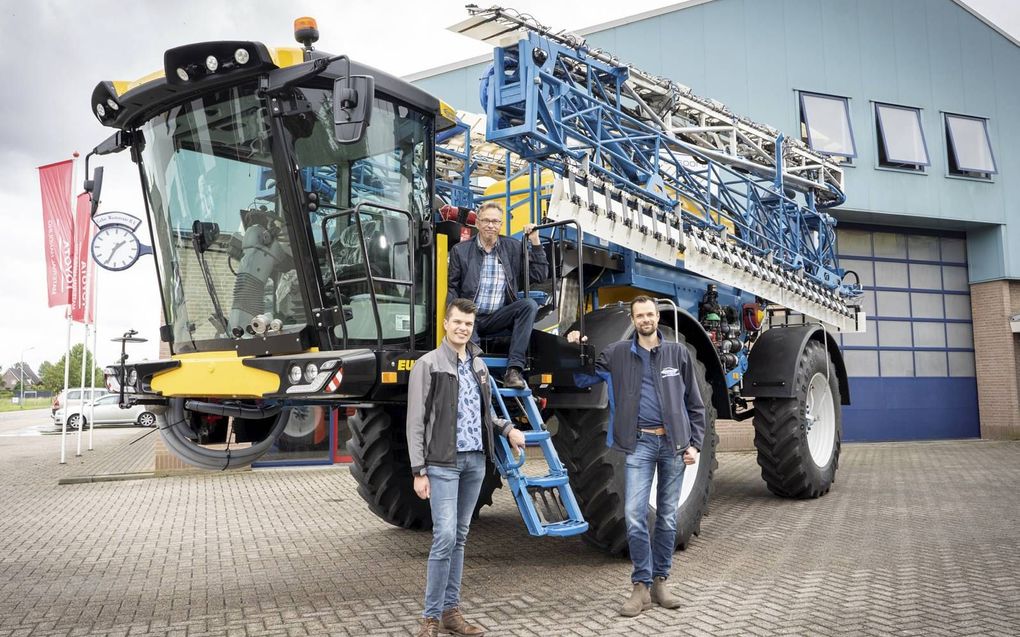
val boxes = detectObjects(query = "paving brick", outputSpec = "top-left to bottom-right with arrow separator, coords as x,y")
1,424 -> 1018,635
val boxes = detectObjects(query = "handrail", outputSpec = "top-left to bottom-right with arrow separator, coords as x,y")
319,201 -> 417,351
523,219 -> 586,351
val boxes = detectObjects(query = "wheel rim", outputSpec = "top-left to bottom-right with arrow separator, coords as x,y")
805,372 -> 836,467
647,449 -> 700,512
283,407 -> 318,437
138,412 -> 156,427
68,415 -> 82,429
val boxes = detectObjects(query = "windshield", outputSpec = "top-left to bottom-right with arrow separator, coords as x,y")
139,83 -> 305,350
139,81 -> 433,353
281,86 -> 432,348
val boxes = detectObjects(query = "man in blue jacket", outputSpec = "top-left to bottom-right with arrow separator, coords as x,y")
447,201 -> 549,389
570,295 -> 706,616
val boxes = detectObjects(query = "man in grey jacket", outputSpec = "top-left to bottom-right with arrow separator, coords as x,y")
407,298 -> 526,637
569,296 -> 706,617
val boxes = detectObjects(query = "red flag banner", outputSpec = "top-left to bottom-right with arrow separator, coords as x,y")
70,192 -> 95,324
38,160 -> 74,307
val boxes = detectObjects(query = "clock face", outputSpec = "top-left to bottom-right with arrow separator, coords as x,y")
91,224 -> 141,271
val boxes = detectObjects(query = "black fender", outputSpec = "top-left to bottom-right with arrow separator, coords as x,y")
543,302 -> 731,418
742,325 -> 850,405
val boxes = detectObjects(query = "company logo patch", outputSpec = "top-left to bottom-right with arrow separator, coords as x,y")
660,367 -> 680,378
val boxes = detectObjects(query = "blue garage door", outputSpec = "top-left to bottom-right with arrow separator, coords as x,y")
836,227 -> 979,441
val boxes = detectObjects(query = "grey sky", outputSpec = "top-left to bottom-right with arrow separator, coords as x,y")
1,0 -> 1017,373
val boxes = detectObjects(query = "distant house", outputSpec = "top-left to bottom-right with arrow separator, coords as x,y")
2,363 -> 41,389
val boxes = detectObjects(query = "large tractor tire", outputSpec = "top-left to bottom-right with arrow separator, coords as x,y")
347,406 -> 502,531
553,335 -> 719,555
753,339 -> 841,498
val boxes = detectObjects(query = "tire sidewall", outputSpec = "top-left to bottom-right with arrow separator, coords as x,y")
799,341 -> 842,482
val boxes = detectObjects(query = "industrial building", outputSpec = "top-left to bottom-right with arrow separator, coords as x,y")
409,0 -> 1020,442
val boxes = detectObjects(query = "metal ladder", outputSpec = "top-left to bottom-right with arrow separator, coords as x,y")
486,363 -> 588,537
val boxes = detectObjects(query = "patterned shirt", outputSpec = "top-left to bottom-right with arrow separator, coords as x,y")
456,356 -> 484,452
474,241 -> 506,315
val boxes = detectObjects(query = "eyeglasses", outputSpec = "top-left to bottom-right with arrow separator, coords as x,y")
476,219 -> 502,226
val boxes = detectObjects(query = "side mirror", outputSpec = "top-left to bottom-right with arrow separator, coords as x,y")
333,75 -> 374,144
84,131 -> 133,219
83,166 -> 104,218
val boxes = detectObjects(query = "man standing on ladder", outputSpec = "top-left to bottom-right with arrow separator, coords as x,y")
570,296 -> 706,616
447,201 -> 548,389
407,298 -> 527,636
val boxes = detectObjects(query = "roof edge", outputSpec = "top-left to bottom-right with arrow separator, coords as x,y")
406,0 -> 1020,83
404,0 -> 715,82
952,0 -> 1020,48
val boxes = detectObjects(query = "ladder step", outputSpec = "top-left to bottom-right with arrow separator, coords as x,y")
496,387 -> 532,398
540,520 -> 590,537
522,474 -> 569,489
522,430 -> 550,443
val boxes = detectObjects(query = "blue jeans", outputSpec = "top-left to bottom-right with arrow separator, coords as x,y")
624,432 -> 687,585
423,451 -> 486,619
473,298 -> 539,370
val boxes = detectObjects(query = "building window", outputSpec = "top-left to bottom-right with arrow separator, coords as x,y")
944,114 -> 997,179
799,92 -> 857,158
875,103 -> 929,171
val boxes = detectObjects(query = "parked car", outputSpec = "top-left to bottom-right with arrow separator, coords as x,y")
53,394 -> 159,429
51,387 -> 109,416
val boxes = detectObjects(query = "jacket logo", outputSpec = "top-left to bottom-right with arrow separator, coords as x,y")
660,367 -> 680,378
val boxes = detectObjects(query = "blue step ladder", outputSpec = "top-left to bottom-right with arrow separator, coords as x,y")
485,358 -> 588,538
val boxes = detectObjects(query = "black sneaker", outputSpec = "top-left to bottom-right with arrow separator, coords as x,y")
502,367 -> 527,389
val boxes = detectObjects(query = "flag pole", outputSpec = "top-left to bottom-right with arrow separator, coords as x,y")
59,151 -> 79,465
59,308 -> 72,464
88,266 -> 98,451
75,323 -> 88,458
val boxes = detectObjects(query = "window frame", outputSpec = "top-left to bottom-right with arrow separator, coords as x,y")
799,91 -> 858,159
874,102 -> 930,172
944,112 -> 997,179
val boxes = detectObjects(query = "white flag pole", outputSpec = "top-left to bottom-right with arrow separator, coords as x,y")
59,151 -> 79,465
75,322 -> 88,458
59,308 -> 72,464
88,268 -> 99,451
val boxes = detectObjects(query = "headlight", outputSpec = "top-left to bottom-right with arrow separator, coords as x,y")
205,55 -> 219,72
234,48 -> 250,64
128,369 -> 138,386
303,363 -> 319,383
288,365 -> 303,384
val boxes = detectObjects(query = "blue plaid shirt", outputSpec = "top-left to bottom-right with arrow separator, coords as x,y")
474,241 -> 506,315
456,356 -> 484,452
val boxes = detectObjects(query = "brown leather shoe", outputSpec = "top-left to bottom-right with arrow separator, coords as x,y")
619,582 -> 652,617
651,576 -> 682,609
440,607 -> 485,635
416,616 -> 440,637
502,367 -> 527,389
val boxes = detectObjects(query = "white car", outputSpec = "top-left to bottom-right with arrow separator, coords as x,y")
53,394 -> 160,429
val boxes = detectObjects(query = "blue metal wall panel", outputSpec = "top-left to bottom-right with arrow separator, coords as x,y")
842,377 -> 980,441
411,0 -> 1020,282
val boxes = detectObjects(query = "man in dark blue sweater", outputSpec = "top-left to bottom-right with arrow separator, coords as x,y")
570,296 -> 706,616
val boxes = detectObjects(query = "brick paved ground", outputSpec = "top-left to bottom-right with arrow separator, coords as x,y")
1,415 -> 1018,636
